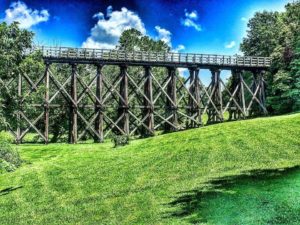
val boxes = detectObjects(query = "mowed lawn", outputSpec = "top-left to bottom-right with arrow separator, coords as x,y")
1,113 -> 300,224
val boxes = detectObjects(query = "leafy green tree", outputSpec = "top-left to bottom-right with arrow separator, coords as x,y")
0,22 -> 34,129
118,28 -> 170,52
241,11 -> 282,57
0,22 -> 34,79
241,1 -> 300,114
289,39 -> 300,111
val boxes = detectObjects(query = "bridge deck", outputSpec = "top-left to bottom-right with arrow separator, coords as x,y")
35,46 -> 271,69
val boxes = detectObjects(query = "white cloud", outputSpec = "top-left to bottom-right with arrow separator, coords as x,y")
154,26 -> 185,53
181,9 -> 201,31
2,1 -> 49,29
173,44 -> 185,52
82,6 -> 146,49
181,18 -> 201,31
178,68 -> 188,77
106,5 -> 113,17
241,17 -> 247,21
225,41 -> 236,49
84,6 -> 186,52
155,26 -> 172,45
185,10 -> 198,20
93,12 -> 104,20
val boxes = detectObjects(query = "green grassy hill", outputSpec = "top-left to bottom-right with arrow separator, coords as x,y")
1,113 -> 300,224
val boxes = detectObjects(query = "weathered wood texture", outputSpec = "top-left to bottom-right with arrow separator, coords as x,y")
94,64 -> 103,142
1,47 -> 270,143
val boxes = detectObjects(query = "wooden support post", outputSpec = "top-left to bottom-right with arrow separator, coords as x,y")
208,68 -> 223,123
16,73 -> 22,144
118,65 -> 129,135
69,64 -> 77,143
194,68 -> 202,126
165,67 -> 177,131
259,71 -> 266,111
228,69 -> 236,120
229,69 -> 244,120
44,63 -> 50,144
187,68 -> 195,128
250,70 -> 267,116
143,66 -> 154,135
251,71 -> 258,96
251,71 -> 258,116
188,67 -> 201,128
257,70 -> 267,115
240,71 -> 247,117
94,64 -> 103,142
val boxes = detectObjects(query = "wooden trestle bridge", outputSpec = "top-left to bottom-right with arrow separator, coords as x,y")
1,46 -> 271,143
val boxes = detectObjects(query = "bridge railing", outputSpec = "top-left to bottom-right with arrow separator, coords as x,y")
33,46 -> 271,67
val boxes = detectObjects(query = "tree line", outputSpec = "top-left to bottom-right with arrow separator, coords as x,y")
240,1 -> 300,114
0,1 -> 299,141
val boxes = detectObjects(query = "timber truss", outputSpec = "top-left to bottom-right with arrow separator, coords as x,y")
1,46 -> 270,143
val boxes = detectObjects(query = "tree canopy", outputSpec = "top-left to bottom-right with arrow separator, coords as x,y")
0,22 -> 35,128
0,1 -> 299,138
241,1 -> 300,114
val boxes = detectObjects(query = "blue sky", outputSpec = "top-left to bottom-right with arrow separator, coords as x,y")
0,0 -> 289,53
0,0 -> 289,83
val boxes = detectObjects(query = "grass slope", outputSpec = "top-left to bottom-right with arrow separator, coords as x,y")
187,166 -> 300,224
1,113 -> 300,224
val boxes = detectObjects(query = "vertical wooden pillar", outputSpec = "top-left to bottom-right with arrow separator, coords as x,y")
16,73 -> 22,144
44,63 -> 50,144
239,71 -> 247,117
250,70 -> 268,115
143,66 -> 154,135
165,67 -> 177,131
229,69 -> 244,120
255,70 -> 267,115
259,71 -> 266,110
118,65 -> 129,135
251,71 -> 258,116
187,67 -> 201,128
208,68 -> 223,123
251,71 -> 258,97
194,68 -> 202,126
228,69 -> 237,120
187,68 -> 195,128
69,64 -> 77,143
94,64 -> 103,142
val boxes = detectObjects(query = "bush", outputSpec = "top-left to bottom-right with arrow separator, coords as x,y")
0,159 -> 16,173
0,141 -> 22,173
0,131 -> 14,143
112,135 -> 130,148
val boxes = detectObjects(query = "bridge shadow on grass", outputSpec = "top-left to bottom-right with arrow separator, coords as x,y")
164,166 -> 300,224
0,186 -> 23,197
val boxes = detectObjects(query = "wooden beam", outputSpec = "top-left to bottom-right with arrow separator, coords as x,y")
143,66 -> 154,135
44,63 -> 50,144
94,64 -> 104,142
118,65 -> 129,135
187,67 -> 201,128
207,68 -> 223,123
248,70 -> 268,115
16,73 -> 22,144
259,71 -> 267,114
240,71 -> 247,116
165,67 -> 178,131
69,64 -> 77,143
228,69 -> 245,120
